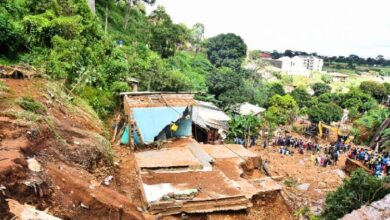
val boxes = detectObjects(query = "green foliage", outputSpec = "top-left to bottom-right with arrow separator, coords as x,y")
149,6 -> 188,58
267,82 -> 285,98
227,114 -> 262,146
321,74 -> 332,84
291,87 -> 311,108
322,169 -> 390,220
0,12 -> 24,58
264,95 -> 297,125
384,82 -> 390,95
166,51 -> 213,92
206,67 -> 255,107
76,86 -> 114,119
359,81 -> 386,101
284,176 -> 298,187
353,107 -> 389,144
205,33 -> 247,69
312,82 -> 331,96
17,97 -> 46,114
338,88 -> 378,113
295,206 -> 320,220
308,103 -> 343,124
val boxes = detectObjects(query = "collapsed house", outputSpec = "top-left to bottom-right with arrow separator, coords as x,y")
135,138 -> 281,215
120,92 -> 196,146
119,92 -> 283,216
192,101 -> 231,144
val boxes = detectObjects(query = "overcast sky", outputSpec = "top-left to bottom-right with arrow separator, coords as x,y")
148,0 -> 390,58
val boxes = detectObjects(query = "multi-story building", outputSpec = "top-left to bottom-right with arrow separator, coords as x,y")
274,55 -> 323,73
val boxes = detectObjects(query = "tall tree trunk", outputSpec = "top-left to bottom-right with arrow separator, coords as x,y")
104,1 -> 109,35
123,0 -> 132,30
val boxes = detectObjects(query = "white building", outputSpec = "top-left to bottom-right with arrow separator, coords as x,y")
277,55 -> 323,74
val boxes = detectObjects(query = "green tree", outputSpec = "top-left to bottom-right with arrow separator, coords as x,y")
206,67 -> 255,107
264,95 -> 297,125
291,87 -> 311,108
189,23 -> 205,52
204,33 -> 247,69
123,0 -> 156,30
267,82 -> 285,98
359,81 -> 386,101
338,88 -> 378,113
0,13 -> 24,58
227,114 -> 262,147
149,6 -> 189,58
312,82 -> 331,96
307,103 -> 343,123
322,169 -> 390,220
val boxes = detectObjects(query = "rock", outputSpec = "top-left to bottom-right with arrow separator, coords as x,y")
296,183 -> 310,191
27,157 -> 41,172
332,169 -> 346,179
136,207 -> 143,212
314,189 -> 322,194
80,203 -> 89,209
103,176 -> 114,186
341,194 -> 390,220
318,182 -> 326,188
299,160 -> 305,165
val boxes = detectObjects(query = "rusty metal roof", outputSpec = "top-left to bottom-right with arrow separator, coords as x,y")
124,93 -> 196,108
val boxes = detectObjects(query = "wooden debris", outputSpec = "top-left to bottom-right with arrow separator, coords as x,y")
7,199 -> 62,220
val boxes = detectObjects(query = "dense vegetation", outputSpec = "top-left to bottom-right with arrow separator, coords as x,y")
322,169 -> 390,220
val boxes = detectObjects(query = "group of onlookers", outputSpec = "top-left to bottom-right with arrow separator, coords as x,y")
349,147 -> 390,177
275,135 -> 348,167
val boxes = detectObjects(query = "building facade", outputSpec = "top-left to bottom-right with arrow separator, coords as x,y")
277,55 -> 323,73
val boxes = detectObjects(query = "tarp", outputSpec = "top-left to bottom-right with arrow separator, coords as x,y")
234,102 -> 265,116
192,101 -> 230,130
132,107 -> 191,144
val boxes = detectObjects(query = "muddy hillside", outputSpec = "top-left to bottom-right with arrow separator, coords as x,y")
0,78 -> 148,219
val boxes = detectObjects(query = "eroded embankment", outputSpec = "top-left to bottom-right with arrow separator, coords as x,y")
0,79 -> 148,219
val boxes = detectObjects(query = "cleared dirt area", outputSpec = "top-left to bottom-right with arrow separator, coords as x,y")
253,144 -> 347,214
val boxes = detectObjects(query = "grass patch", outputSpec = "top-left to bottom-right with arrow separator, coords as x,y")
284,176 -> 298,188
2,109 -> 43,123
91,133 -> 115,166
17,97 -> 46,114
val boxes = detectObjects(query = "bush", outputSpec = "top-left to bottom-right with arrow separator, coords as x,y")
322,169 -> 390,220
312,82 -> 331,96
308,103 -> 343,123
291,87 -> 311,107
17,97 -> 46,114
359,81 -> 386,101
265,95 -> 297,125
321,74 -> 332,84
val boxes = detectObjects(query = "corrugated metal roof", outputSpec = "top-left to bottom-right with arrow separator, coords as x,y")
234,102 -> 265,116
192,101 -> 230,130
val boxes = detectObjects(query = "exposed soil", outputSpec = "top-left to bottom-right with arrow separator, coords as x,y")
0,79 -> 148,219
252,144 -> 347,215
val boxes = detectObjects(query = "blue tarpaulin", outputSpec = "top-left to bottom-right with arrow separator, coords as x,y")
122,107 -> 192,144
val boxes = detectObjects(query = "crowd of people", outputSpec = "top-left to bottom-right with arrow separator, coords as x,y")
273,135 -> 390,177
275,135 -> 350,167
349,147 -> 390,177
